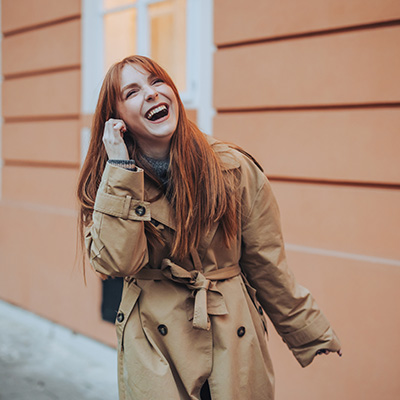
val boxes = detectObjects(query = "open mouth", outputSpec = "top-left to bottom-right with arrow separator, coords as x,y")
145,104 -> 169,121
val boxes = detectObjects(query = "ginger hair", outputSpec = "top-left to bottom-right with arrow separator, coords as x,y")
77,55 -> 238,263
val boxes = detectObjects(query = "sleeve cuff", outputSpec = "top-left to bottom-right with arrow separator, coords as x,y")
291,327 -> 341,367
94,192 -> 151,221
100,161 -> 144,200
280,312 -> 331,348
279,313 -> 341,367
108,159 -> 137,171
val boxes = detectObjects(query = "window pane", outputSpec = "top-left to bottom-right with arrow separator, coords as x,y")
149,0 -> 186,92
103,0 -> 136,10
104,9 -> 137,71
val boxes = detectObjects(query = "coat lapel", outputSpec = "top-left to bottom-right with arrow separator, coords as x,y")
144,181 -> 176,231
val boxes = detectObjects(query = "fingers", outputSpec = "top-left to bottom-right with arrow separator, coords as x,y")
103,119 -> 129,160
315,349 -> 343,357
112,120 -> 127,136
103,119 -> 127,142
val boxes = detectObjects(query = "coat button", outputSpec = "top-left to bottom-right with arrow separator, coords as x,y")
258,305 -> 263,315
135,205 -> 146,216
116,312 -> 124,323
158,324 -> 168,336
237,326 -> 246,337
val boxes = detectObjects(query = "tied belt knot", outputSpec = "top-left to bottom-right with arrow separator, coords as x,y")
133,259 -> 241,331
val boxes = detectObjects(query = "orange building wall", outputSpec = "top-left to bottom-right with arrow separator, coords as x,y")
214,1 -> 400,399
1,1 -> 399,399
0,0 -> 116,346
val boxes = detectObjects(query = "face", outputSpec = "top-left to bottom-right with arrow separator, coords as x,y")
116,64 -> 179,156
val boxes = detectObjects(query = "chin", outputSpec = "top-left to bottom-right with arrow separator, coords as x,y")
148,124 -> 177,138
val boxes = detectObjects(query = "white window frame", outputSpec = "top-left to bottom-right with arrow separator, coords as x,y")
81,0 -> 214,137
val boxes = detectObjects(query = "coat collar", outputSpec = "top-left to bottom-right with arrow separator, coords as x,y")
145,182 -> 176,230
145,136 -> 241,231
206,135 -> 241,171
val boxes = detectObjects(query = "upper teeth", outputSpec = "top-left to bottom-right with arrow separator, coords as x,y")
147,105 -> 167,119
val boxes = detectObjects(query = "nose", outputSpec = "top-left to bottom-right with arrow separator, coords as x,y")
144,85 -> 159,101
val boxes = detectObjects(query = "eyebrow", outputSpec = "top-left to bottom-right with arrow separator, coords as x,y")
120,73 -> 158,94
121,82 -> 139,94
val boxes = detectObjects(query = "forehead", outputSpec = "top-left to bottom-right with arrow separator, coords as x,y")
119,64 -> 151,88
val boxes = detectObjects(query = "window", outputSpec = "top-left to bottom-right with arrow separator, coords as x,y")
103,0 -> 187,94
82,0 -> 214,133
82,0 -> 214,320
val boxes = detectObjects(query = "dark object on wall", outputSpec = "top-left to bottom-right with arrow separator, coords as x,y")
101,278 -> 123,323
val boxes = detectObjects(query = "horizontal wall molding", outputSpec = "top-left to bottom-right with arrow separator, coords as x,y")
3,69 -> 80,118
215,25 -> 400,109
2,0 -> 81,35
4,115 -> 80,123
3,160 -> 80,170
286,243 -> 400,267
216,103 -> 400,113
216,19 -> 400,49
3,65 -> 81,81
2,15 -> 81,37
2,18 -> 81,77
215,0 -> 400,46
214,107 -> 400,184
268,177 -> 400,190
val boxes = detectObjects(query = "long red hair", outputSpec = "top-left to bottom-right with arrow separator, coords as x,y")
77,55 -> 238,262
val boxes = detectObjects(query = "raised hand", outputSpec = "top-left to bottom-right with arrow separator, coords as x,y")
102,118 -> 129,160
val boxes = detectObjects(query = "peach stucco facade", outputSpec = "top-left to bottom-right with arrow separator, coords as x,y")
0,0 -> 116,345
1,1 -> 399,399
213,2 -> 400,399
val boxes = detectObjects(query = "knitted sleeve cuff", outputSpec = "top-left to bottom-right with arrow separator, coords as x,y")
108,159 -> 137,171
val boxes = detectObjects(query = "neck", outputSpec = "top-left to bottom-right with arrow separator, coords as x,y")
140,139 -> 170,160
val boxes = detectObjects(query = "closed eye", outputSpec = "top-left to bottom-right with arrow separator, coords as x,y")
152,78 -> 164,85
125,89 -> 138,99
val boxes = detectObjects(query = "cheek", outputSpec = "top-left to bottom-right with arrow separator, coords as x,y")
119,103 -> 141,123
173,101 -> 179,122
115,102 -> 126,120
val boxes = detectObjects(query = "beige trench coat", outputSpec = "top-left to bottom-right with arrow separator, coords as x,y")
86,137 -> 340,400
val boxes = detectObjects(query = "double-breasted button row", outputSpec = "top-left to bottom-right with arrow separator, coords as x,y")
155,323 -> 244,337
135,205 -> 146,216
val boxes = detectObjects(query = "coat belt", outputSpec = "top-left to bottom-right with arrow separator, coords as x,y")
133,260 -> 241,331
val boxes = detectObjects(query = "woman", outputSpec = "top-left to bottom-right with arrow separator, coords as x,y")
77,55 -> 341,400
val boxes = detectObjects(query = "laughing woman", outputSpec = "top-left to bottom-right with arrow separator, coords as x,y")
77,55 -> 341,400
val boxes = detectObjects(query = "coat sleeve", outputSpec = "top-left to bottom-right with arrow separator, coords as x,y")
84,162 -> 150,277
239,162 -> 341,367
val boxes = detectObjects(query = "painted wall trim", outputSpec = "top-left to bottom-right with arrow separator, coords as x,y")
81,0 -> 215,137
285,243 -> 400,267
81,127 -> 91,166
195,0 -> 215,135
81,0 -> 104,115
